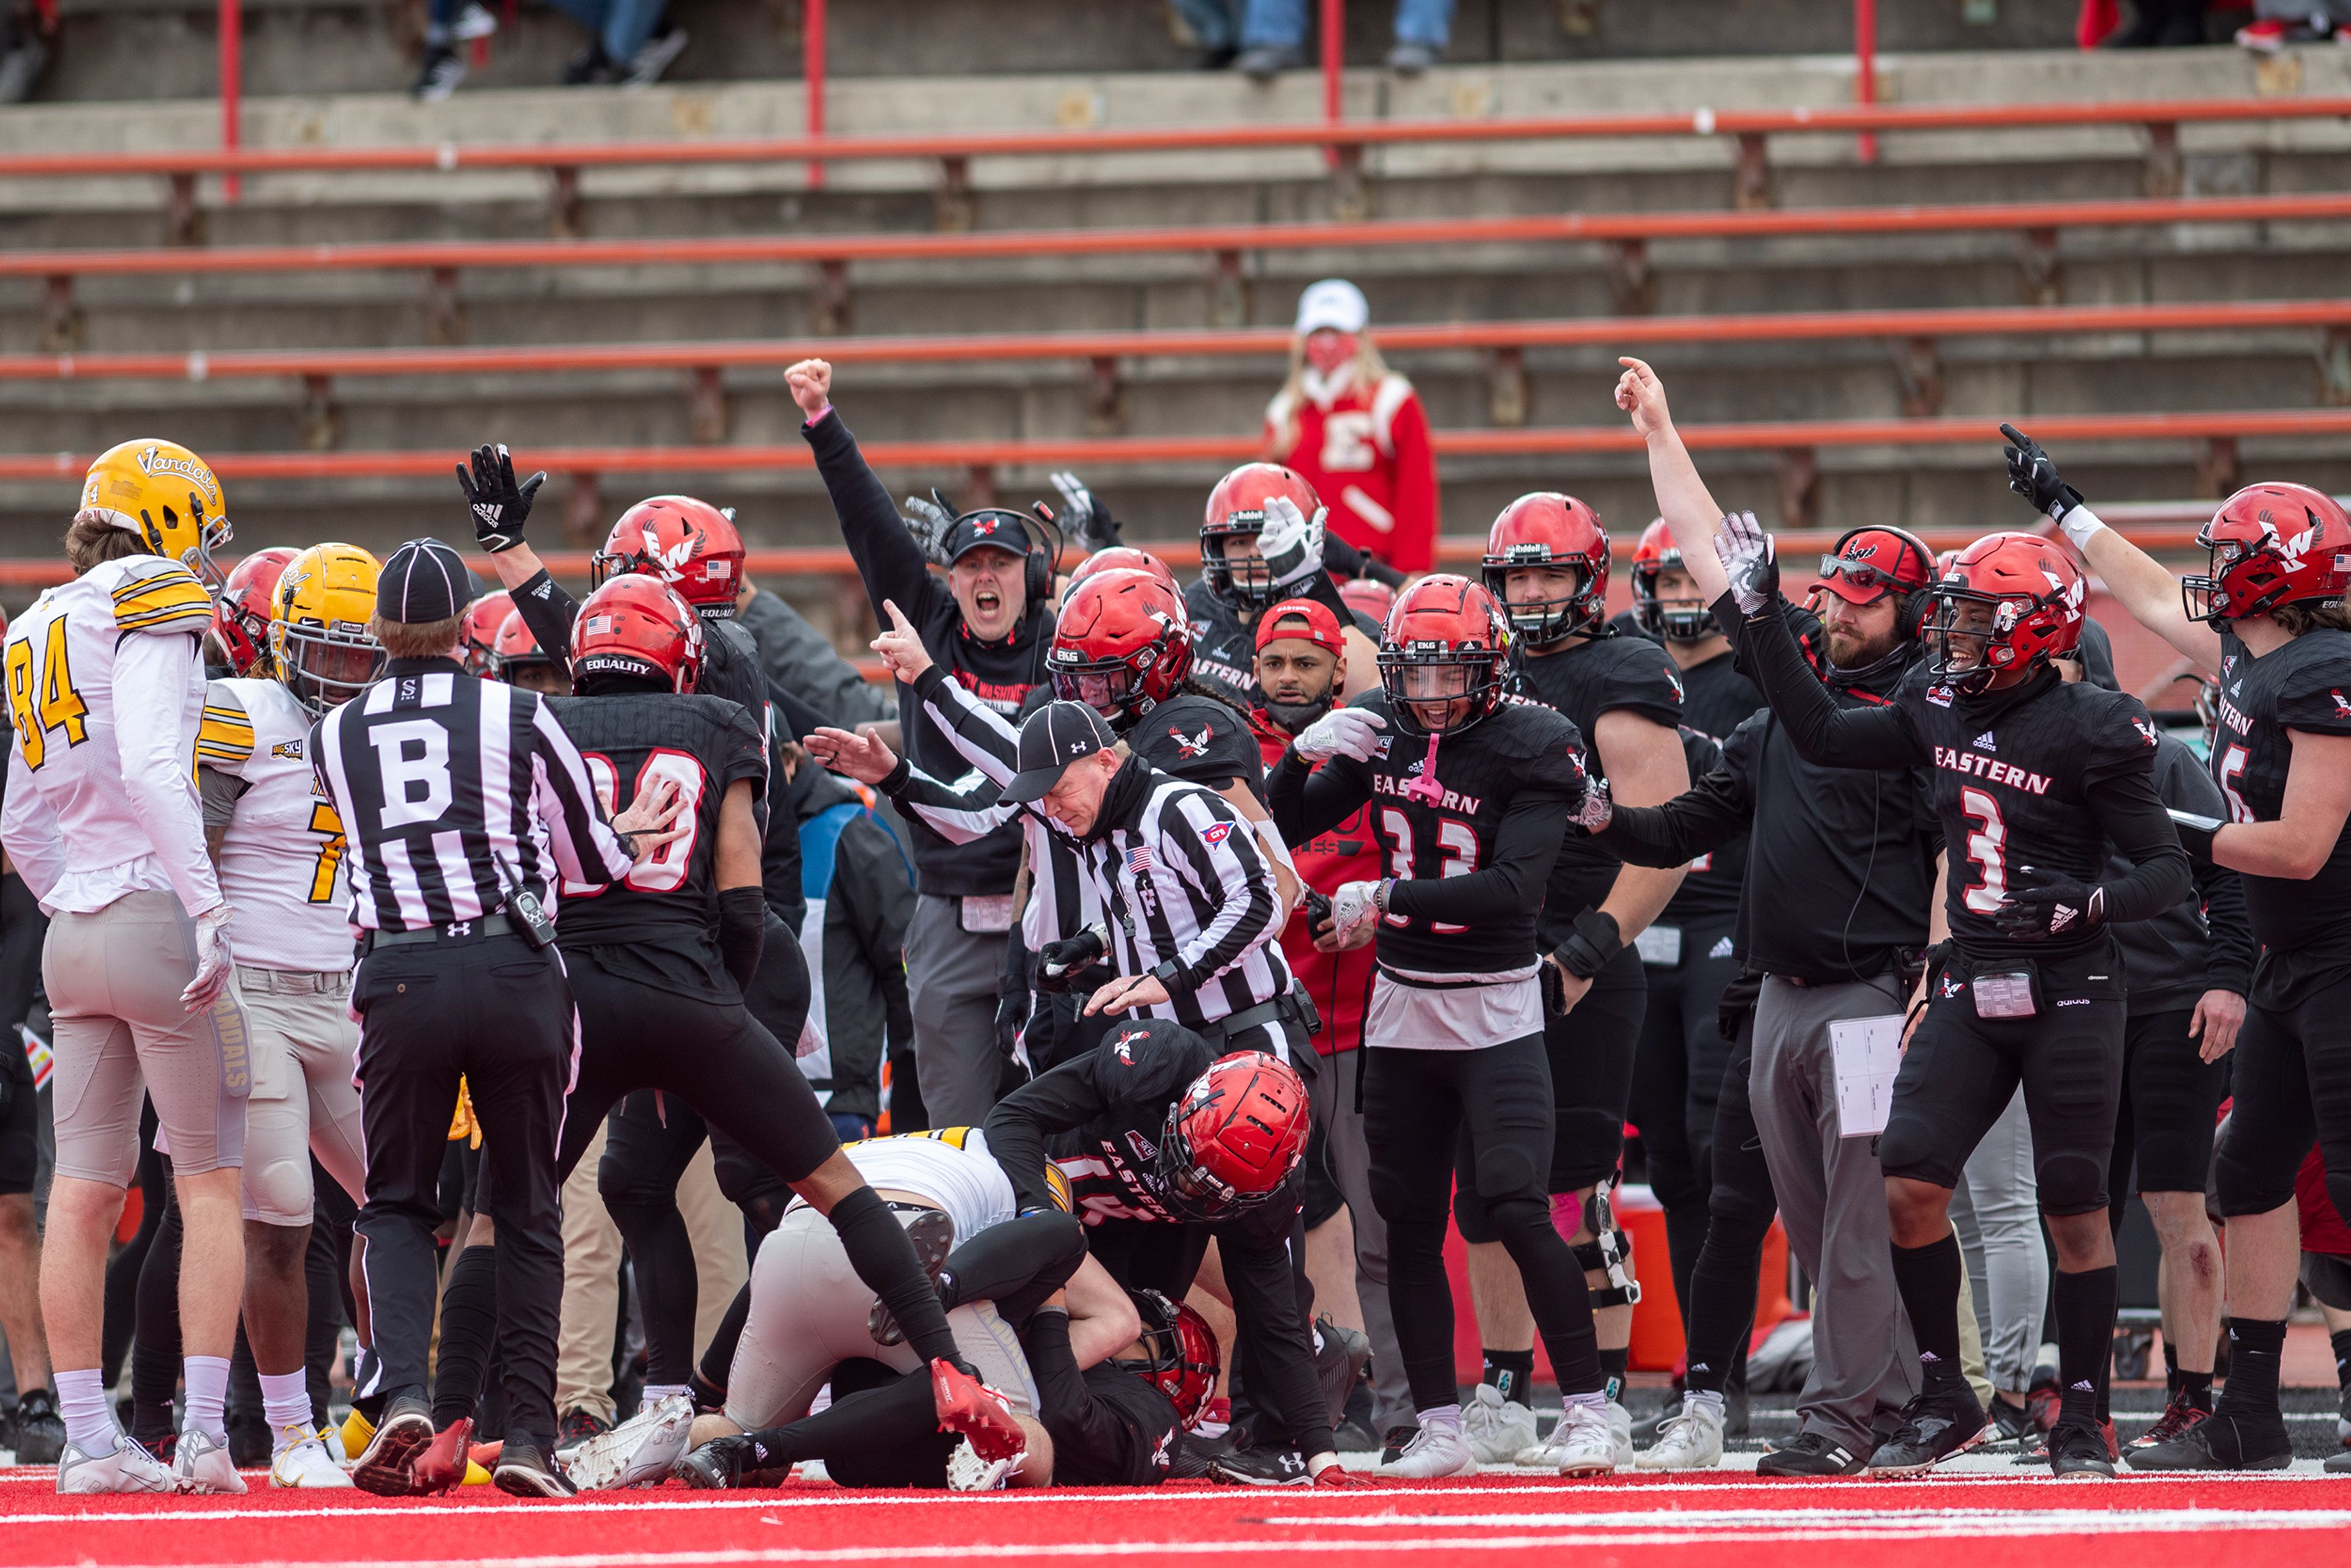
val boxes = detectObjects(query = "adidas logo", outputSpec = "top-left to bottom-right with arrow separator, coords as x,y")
2070,1379 -> 2096,1393
1709,935 -> 1734,959
1973,730 -> 1997,751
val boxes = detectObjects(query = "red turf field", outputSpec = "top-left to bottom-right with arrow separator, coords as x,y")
7,1465 -> 2350,1568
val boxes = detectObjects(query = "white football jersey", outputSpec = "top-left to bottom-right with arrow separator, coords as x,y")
0,555 -> 220,917
198,677 -> 354,973
810,1127 -> 1019,1248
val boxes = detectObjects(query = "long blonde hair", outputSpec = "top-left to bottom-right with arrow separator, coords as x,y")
1268,331 -> 1393,458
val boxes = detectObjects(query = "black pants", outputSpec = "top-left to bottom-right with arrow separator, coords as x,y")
1684,1020 -> 1772,1396
2215,955 -> 2351,1225
2108,1007 -> 2231,1217
351,932 -> 574,1445
1368,1037 -> 1602,1406
1627,921 -> 1742,1325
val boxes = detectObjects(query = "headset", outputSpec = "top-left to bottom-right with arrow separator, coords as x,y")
939,492 -> 1063,609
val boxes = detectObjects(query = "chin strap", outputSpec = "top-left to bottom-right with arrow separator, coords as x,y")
1569,1175 -> 1642,1309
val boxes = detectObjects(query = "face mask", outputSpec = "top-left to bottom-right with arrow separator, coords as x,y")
1303,332 -> 1358,378
1262,695 -> 1333,733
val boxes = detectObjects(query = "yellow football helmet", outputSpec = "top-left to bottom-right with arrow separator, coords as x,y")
272,543 -> 386,716
77,440 -> 234,587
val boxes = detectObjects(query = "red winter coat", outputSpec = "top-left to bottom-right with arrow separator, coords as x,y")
1264,367 -> 1441,573
1251,707 -> 1380,1054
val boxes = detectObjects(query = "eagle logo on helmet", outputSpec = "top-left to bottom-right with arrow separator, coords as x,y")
2273,525 -> 2317,572
644,530 -> 698,580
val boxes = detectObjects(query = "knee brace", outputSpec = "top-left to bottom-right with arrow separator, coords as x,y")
239,1097 -> 315,1226
2212,1125 -> 2300,1219
1565,1179 -> 1641,1308
2033,1151 -> 2110,1219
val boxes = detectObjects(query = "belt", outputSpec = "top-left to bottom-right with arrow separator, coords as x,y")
235,966 -> 352,997
361,913 -> 517,953
1210,990 -> 1308,1040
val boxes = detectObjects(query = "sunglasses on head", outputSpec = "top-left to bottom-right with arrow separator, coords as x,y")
1817,555 -> 1914,593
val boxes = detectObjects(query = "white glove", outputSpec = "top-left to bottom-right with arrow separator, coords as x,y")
1711,509 -> 1779,617
1294,705 -> 1387,764
1330,880 -> 1382,944
1258,494 -> 1325,593
1569,776 -> 1612,833
181,902 -> 236,1013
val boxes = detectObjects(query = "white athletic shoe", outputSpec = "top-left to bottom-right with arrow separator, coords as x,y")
56,1435 -> 176,1495
1460,1383 -> 1537,1465
1608,1400 -> 1636,1464
1635,1398 -> 1725,1470
1376,1422 -> 1475,1479
270,1426 -> 354,1488
559,1394 -> 695,1491
1518,1400 -> 1623,1476
945,1436 -> 1013,1491
173,1428 -> 249,1494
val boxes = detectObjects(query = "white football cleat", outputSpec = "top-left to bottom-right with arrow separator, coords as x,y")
945,1436 -> 1013,1491
271,1426 -> 355,1488
56,1435 -> 176,1495
1376,1422 -> 1475,1479
559,1394 -> 696,1491
1460,1383 -> 1537,1465
1518,1400 -> 1624,1476
1636,1398 -> 1725,1470
173,1427 -> 249,1494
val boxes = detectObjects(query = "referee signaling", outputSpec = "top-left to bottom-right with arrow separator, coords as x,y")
315,538 -> 686,1499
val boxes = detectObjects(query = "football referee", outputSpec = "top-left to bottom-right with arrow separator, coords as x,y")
315,538 -> 684,1498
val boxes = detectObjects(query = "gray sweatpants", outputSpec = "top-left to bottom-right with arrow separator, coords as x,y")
905,894 -> 1009,1131
1305,1047 -> 1410,1433
1949,1086 -> 2047,1400
1750,975 -> 1920,1453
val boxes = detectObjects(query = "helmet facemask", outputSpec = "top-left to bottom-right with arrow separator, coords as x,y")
1925,588 -> 2026,695
277,620 -> 385,716
1200,522 -> 1275,610
1482,555 -> 1597,644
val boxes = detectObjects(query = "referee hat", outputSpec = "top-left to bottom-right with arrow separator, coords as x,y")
377,537 -> 472,623
1002,700 -> 1117,803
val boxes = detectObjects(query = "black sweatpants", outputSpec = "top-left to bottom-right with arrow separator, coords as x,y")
351,931 -> 574,1446
2214,955 -> 2351,1225
1626,921 -> 1742,1325
1368,1036 -> 1602,1406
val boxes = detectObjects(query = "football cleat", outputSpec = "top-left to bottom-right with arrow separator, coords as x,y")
945,1437 -> 1014,1492
1520,1400 -> 1623,1477
1866,1392 -> 1990,1477
2124,1411 -> 2293,1472
2047,1420 -> 2117,1478
2124,1397 -> 2210,1454
1636,1397 -> 1725,1471
1461,1384 -> 1537,1465
493,1441 -> 579,1498
868,1209 -> 955,1348
337,1406 -> 374,1463
1204,1445 -> 1316,1487
56,1435 -> 176,1495
1755,1431 -> 1867,1477
269,1426 -> 354,1489
560,1394 -> 695,1491
8,1389 -> 66,1465
1376,1422 -> 1475,1480
172,1427 -> 249,1495
931,1360 -> 1026,1463
350,1398 -> 434,1497
1987,1397 -> 2037,1450
410,1416 -> 474,1495
556,1405 -> 612,1456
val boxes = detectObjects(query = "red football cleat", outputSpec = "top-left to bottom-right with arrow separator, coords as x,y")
932,1360 -> 1026,1463
410,1417 -> 474,1495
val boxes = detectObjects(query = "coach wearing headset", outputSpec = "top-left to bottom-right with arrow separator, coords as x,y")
789,358 -> 1054,1128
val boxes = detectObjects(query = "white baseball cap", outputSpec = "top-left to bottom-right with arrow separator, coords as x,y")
1294,278 -> 1369,337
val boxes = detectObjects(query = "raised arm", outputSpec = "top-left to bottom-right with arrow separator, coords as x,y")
789,359 -> 946,622
1616,356 -> 1732,606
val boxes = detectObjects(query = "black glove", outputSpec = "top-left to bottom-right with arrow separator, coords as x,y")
1716,967 -> 1763,1042
1541,957 -> 1569,1016
993,986 -> 1030,1060
457,442 -> 546,554
1049,471 -> 1120,554
1992,865 -> 2106,942
1999,423 -> 2085,522
1035,926 -> 1109,994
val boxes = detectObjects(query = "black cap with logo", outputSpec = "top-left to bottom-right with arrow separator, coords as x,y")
1002,700 -> 1118,802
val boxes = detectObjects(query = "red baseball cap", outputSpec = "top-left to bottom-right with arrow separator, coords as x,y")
1254,598 -> 1344,659
1813,525 -> 1934,607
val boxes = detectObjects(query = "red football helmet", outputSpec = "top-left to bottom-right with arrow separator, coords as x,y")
213,547 -> 299,676
1376,574 -> 1513,737
1049,569 -> 1194,725
461,592 -> 514,678
1068,546 -> 1179,598
2183,482 -> 2351,625
1157,1051 -> 1308,1222
492,609 -> 558,681
1482,493 -> 1610,642
1629,518 -> 1717,643
571,575 -> 704,694
1925,531 -> 2086,694
590,495 -> 745,616
1125,1288 -> 1222,1431
1338,576 -> 1394,625
1201,463 -> 1325,609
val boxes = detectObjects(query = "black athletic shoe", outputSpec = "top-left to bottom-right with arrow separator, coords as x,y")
1755,1430 -> 1867,1477
1378,1423 -> 1420,1466
1204,1445 -> 1314,1487
869,1207 -> 955,1348
1866,1392 -> 1989,1477
351,1395 -> 435,1497
1988,1397 -> 2036,1450
1332,1419 -> 1382,1453
676,1436 -> 749,1490
1169,1427 -> 1236,1480
228,1415 -> 272,1470
2048,1420 -> 2117,1477
2124,1409 -> 2293,1471
1314,1318 -> 1372,1427
556,1406 -> 610,1454
9,1389 -> 66,1465
493,1440 -> 578,1498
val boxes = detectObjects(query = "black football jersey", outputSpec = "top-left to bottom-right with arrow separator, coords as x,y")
1038,1021 -> 1217,1227
1677,648 -> 1765,738
1128,691 -> 1267,803
1303,690 -> 1589,974
2210,626 -> 2351,954
1059,1364 -> 1183,1487
544,692 -> 768,954
1507,630 -> 1685,946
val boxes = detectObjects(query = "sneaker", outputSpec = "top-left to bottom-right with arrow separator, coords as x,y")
1204,1445 -> 1314,1486
227,1417 -> 271,1470
449,1 -> 499,40
2124,1410 -> 2293,1471
931,1360 -> 1024,1463
1378,1423 -> 1420,1466
1866,1392 -> 1989,1477
1636,1398 -> 1725,1471
2048,1420 -> 2116,1478
561,41 -> 615,85
494,1439 -> 579,1498
1521,1400 -> 1621,1476
2328,1448 -> 2351,1474
10,1389 -> 65,1465
556,1406 -> 611,1456
1755,1430 -> 1867,1477
270,1426 -> 353,1489
1233,44 -> 1305,80
1988,1397 -> 2036,1449
2026,1370 -> 2060,1435
350,1396 -> 434,1497
1332,1419 -> 1381,1452
945,1436 -> 1012,1491
1385,41 -> 1438,73
412,47 -> 467,102
675,1435 -> 754,1490
1461,1384 -> 1536,1465
338,1406 -> 374,1463
1170,1427 -> 1236,1480
561,1394 -> 694,1491
409,1416 -> 473,1495
1313,1319 -> 1372,1428
2124,1396 -> 2210,1454
869,1209 -> 954,1348
1376,1422 -> 1474,1479
172,1427 -> 248,1495
56,1435 -> 176,1495
620,26 -> 688,89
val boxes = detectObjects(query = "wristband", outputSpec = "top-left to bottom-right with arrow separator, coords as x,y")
1554,907 -> 1624,981
2056,502 -> 2107,552
1150,957 -> 1188,993
2166,807 -> 2221,865
879,754 -> 913,797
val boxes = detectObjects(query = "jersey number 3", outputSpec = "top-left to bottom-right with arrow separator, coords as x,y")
1959,786 -> 2009,914
4,621 -> 91,772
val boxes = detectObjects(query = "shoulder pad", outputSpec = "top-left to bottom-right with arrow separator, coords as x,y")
195,680 -> 255,768
108,556 -> 212,636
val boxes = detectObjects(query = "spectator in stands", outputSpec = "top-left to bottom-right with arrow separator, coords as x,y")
550,0 -> 688,88
1172,0 -> 1454,76
1262,279 -> 1440,576
2235,1 -> 2351,48
735,578 -> 895,732
0,1 -> 50,103
411,1 -> 499,101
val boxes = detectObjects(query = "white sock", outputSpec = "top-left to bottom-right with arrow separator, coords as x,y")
260,1370 -> 313,1440
54,1367 -> 116,1454
640,1384 -> 689,1415
1564,1390 -> 1608,1416
1417,1403 -> 1462,1437
182,1356 -> 232,1444
1687,1390 -> 1726,1419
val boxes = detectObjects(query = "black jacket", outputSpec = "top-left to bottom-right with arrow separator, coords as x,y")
792,766 -> 916,1123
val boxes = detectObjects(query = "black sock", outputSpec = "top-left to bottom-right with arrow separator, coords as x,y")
697,1283 -> 754,1397
2052,1266 -> 2115,1430
1598,1346 -> 1629,1406
1684,1213 -> 1768,1398
2162,1337 -> 2181,1398
2331,1327 -> 2351,1394
2214,1317 -> 2287,1420
2179,1367 -> 2213,1411
1481,1349 -> 1536,1409
827,1187 -> 964,1371
431,1244 -> 500,1429
740,1370 -> 950,1482
1888,1234 -> 1971,1401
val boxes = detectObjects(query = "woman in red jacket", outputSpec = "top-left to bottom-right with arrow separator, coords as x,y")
1262,279 -> 1441,574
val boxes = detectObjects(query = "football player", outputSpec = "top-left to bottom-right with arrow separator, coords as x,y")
489,610 -> 564,695
457,591 -> 512,678
1187,465 -> 1380,704
1466,495 -> 1689,1461
1268,576 -> 1622,1477
193,542 -> 383,1488
209,547 -> 299,678
0,440 -> 247,1494
1999,430 -> 2351,1472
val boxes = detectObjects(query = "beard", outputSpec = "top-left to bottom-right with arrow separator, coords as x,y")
1826,626 -> 1898,670
1264,695 -> 1334,733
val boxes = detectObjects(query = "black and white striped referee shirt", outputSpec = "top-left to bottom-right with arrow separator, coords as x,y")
312,656 -> 634,932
